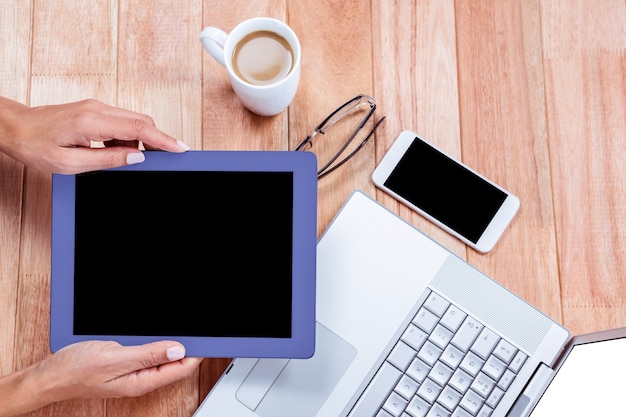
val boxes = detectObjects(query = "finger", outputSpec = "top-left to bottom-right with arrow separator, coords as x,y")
76,99 -> 157,127
81,113 -> 189,153
117,341 -> 189,370
52,147 -> 145,174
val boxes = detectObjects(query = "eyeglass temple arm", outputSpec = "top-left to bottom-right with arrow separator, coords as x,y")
317,116 -> 386,179
317,105 -> 377,174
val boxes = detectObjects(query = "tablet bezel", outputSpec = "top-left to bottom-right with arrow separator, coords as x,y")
51,150 -> 317,358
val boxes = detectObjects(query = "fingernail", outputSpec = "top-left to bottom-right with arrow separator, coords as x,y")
126,152 -> 145,165
166,346 -> 185,361
177,140 -> 190,151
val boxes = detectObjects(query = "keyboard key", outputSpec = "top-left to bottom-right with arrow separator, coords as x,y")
395,375 -> 419,400
440,305 -> 467,332
460,390 -> 484,415
428,361 -> 454,387
471,328 -> 500,360
383,391 -> 409,417
497,369 -> 515,390
407,357 -> 432,384
482,355 -> 507,381
402,324 -> 429,351
470,372 -> 496,398
429,324 -> 453,350
449,369 -> 472,394
425,403 -> 451,417
477,404 -> 493,417
485,386 -> 504,408
460,351 -> 484,377
440,344 -> 464,370
417,378 -> 442,404
388,341 -> 417,371
376,410 -> 393,417
424,292 -> 450,317
407,395 -> 430,417
451,407 -> 472,417
509,351 -> 528,373
418,341 -> 443,367
414,308 -> 439,333
493,339 -> 517,364
451,317 -> 483,352
437,386 -> 462,411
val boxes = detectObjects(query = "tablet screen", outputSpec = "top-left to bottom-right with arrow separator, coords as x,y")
74,170 -> 293,338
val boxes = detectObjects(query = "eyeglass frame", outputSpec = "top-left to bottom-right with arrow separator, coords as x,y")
294,94 -> 386,179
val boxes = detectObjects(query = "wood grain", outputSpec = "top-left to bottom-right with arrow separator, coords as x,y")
1,0 -> 625,416
373,0 -> 465,256
454,0 -> 564,322
201,1 -> 289,152
541,0 -> 626,334
0,0 -> 29,381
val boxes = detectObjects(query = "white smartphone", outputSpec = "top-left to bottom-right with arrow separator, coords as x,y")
372,130 -> 520,252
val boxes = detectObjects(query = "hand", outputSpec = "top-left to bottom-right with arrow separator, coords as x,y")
0,340 -> 203,417
0,97 -> 189,174
39,340 -> 202,399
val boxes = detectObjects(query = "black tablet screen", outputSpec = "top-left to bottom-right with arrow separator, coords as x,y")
73,170 -> 293,338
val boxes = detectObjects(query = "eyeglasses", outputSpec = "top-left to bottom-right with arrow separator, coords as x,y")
294,94 -> 386,179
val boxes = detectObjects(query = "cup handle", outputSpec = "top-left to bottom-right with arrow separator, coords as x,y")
200,26 -> 228,67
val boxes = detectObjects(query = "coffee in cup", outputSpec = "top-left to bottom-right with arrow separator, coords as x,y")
232,30 -> 294,86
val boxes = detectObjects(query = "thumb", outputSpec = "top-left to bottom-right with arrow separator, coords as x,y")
128,341 -> 187,370
104,341 -> 199,398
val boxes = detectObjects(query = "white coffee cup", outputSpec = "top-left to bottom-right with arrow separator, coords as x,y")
201,17 -> 301,116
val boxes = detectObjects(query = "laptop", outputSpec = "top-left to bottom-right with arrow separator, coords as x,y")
193,190 -> 623,417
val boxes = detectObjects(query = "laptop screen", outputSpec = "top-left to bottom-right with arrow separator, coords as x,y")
530,336 -> 626,415
73,170 -> 293,338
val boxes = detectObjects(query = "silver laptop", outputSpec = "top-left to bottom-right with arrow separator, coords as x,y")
193,190 -> 623,417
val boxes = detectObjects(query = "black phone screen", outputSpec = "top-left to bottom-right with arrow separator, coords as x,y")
383,137 -> 507,243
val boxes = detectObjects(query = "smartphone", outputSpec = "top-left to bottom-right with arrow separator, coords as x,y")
372,130 -> 520,252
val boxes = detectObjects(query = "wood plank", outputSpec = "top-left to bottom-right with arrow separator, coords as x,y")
117,0 -> 203,151
17,1 -> 118,416
372,0 -> 465,257
0,0 -> 30,379
540,0 -> 626,334
201,1 -> 289,152
290,0 -> 376,235
453,0 -> 563,321
0,0 -> 32,99
30,0 -> 117,77
0,156 -> 23,376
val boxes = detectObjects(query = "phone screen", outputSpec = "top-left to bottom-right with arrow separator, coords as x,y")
383,137 -> 507,243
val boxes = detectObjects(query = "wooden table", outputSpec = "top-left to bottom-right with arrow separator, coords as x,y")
1,1 -> 625,416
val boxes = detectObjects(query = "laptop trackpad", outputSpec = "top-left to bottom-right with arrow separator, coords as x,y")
236,322 -> 357,417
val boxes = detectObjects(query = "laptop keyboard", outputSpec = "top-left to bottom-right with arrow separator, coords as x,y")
349,289 -> 528,417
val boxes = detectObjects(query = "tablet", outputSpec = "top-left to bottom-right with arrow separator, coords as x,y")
51,150 -> 318,358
